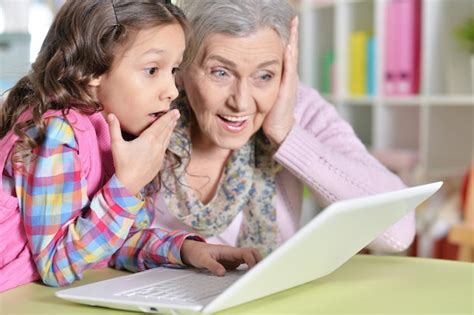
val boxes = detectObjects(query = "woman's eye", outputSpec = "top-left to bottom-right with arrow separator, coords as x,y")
259,73 -> 273,81
211,69 -> 228,78
145,67 -> 158,76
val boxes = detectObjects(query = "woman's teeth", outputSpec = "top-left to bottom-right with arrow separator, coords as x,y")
218,114 -> 249,132
219,114 -> 249,122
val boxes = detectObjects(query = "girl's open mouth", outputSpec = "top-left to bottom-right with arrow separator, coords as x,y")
149,111 -> 168,119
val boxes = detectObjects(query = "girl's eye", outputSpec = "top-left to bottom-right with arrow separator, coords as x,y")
145,67 -> 158,76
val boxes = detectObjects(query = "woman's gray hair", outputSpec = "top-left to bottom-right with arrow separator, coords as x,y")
177,0 -> 295,66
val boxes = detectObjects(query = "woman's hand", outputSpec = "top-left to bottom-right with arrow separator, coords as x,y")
181,240 -> 262,276
262,16 -> 299,146
107,110 -> 179,195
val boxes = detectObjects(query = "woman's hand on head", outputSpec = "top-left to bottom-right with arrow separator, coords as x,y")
107,110 -> 180,195
262,16 -> 299,147
181,240 -> 262,276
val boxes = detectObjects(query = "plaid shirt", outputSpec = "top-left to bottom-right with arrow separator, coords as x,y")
5,116 -> 195,287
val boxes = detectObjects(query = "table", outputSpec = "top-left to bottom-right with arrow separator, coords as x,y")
1,255 -> 473,314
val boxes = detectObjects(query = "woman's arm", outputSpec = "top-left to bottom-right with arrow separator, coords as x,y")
275,84 -> 407,203
273,84 -> 415,252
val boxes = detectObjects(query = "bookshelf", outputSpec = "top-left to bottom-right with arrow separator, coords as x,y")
297,0 -> 474,184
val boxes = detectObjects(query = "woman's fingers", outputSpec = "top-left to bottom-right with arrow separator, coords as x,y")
290,16 -> 299,65
283,16 -> 299,85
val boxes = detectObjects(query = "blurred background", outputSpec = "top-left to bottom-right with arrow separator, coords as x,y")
0,0 -> 473,261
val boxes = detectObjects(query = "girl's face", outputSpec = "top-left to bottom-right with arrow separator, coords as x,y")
180,27 -> 284,151
92,23 -> 185,136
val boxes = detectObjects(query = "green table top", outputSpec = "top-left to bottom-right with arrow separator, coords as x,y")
1,255 -> 473,314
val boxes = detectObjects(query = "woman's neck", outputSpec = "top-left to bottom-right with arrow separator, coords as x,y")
190,122 -> 231,162
187,124 -> 231,204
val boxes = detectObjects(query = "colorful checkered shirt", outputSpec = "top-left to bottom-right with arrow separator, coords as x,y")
5,116 -> 196,287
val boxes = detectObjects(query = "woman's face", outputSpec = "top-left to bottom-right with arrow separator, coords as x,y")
181,27 -> 284,150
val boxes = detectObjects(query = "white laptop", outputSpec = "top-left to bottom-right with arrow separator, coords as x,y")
56,182 -> 442,314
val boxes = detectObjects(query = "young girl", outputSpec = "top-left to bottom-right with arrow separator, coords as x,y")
0,0 -> 260,292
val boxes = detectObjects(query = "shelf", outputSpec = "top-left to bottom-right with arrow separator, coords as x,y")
299,0 -> 473,182
321,94 -> 473,106
380,96 -> 423,106
321,95 -> 376,105
300,0 -> 336,9
419,166 -> 471,181
340,96 -> 376,105
424,95 -> 474,106
382,96 -> 474,106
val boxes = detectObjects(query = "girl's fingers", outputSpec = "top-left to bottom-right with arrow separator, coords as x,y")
241,249 -> 258,268
107,113 -> 124,145
251,248 -> 263,264
142,109 -> 180,140
201,256 -> 226,277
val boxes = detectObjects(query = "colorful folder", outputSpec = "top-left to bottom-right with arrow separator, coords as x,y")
384,0 -> 421,96
350,31 -> 368,96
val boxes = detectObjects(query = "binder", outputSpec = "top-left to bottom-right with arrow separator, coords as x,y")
385,0 -> 421,96
412,0 -> 422,94
384,1 -> 398,95
350,31 -> 368,96
367,36 -> 376,96
397,0 -> 415,94
321,50 -> 334,94
331,60 -> 337,95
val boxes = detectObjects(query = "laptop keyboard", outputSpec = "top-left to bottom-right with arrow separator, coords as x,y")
116,271 -> 243,303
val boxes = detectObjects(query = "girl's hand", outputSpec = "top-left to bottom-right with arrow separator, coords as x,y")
107,110 -> 179,195
262,16 -> 299,146
181,240 -> 262,276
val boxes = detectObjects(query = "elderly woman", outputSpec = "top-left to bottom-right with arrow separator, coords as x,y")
152,0 -> 414,256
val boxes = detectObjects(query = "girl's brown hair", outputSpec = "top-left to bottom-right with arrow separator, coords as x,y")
0,0 -> 188,165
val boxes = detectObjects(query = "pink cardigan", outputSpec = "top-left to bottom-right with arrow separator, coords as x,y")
151,84 -> 415,252
0,110 -> 110,292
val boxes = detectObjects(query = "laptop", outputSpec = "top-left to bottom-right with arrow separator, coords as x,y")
56,181 -> 442,314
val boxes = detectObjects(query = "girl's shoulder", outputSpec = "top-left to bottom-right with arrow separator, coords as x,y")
41,115 -> 78,149
17,108 -> 94,129
27,109 -> 101,149
43,109 -> 95,129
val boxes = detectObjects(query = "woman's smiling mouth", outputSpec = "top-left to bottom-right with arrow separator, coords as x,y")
217,114 -> 249,132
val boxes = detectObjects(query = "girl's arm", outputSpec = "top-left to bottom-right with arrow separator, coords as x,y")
110,232 -> 262,276
273,84 -> 415,252
12,117 -> 188,286
109,229 -> 198,272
